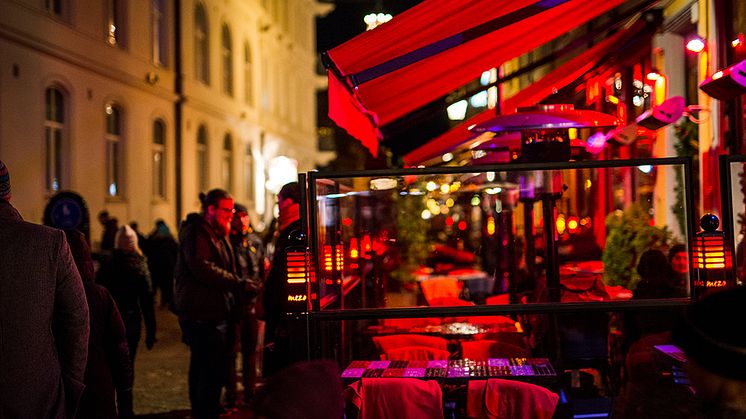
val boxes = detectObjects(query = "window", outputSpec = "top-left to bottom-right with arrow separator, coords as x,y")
197,125 -> 209,192
194,3 -> 209,84
222,24 -> 234,96
105,103 -> 123,198
222,134 -> 233,191
244,41 -> 253,105
44,87 -> 65,192
244,144 -> 254,202
106,0 -> 125,47
152,119 -> 166,199
45,0 -> 63,17
151,0 -> 167,66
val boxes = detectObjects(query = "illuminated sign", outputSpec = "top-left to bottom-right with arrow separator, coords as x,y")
288,294 -> 307,302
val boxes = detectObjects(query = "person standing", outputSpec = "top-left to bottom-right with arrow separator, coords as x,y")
146,219 -> 179,308
261,182 -> 302,377
174,189 -> 245,419
64,229 -> 134,419
96,224 -> 157,365
0,160 -> 89,418
225,203 -> 265,407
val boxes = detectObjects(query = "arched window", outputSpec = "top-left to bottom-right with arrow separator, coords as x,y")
197,125 -> 209,191
222,24 -> 233,96
152,119 -> 167,199
106,0 -> 126,47
244,41 -> 253,105
194,3 -> 209,84
44,87 -> 66,192
151,0 -> 167,66
222,134 -> 233,191
105,103 -> 124,197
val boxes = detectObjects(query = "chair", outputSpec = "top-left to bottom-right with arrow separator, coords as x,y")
461,340 -> 530,361
346,378 -> 444,419
466,379 -> 558,419
372,334 -> 448,358
385,346 -> 451,360
420,277 -> 462,304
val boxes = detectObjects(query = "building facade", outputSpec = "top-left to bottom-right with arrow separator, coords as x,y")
0,0 -> 331,248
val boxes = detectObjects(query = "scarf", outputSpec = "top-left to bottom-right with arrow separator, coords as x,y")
278,201 -> 300,233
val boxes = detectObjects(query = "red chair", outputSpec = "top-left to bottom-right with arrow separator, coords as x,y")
420,277 -> 462,304
385,346 -> 451,361
467,379 -> 558,419
461,340 -> 529,361
372,334 -> 448,358
346,378 -> 444,419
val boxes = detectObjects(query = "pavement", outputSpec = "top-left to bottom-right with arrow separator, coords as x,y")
133,306 -> 256,418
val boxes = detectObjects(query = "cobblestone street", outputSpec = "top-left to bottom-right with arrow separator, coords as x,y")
134,306 -> 191,418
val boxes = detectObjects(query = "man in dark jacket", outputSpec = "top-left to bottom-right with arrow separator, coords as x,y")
174,189 -> 245,419
0,160 -> 89,418
262,182 -> 302,377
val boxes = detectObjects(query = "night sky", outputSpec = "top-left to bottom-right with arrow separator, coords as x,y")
316,0 -> 422,53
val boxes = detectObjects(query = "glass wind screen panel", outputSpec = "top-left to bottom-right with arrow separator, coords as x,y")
313,163 -> 690,310
729,161 -> 746,286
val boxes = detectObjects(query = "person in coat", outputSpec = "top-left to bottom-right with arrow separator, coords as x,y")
261,182 -> 302,377
64,229 -> 134,419
225,203 -> 265,406
174,189 -> 247,419
97,224 -> 157,366
0,160 -> 89,418
145,219 -> 179,308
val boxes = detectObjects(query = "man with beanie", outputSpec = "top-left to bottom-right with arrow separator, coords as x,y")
261,182 -> 302,377
0,160 -> 90,417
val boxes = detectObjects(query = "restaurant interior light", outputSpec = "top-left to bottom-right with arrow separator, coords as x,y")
447,100 -> 468,120
686,37 -> 706,53
646,69 -> 663,81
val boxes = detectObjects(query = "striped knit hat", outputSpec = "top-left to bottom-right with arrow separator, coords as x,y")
0,160 -> 10,201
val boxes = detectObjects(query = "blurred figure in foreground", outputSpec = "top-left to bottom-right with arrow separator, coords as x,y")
674,287 -> 746,418
0,160 -> 89,418
250,360 -> 343,419
97,224 -> 157,365
65,229 -> 134,419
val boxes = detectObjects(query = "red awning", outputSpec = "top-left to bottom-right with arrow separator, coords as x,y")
402,20 -> 643,166
326,0 -> 625,155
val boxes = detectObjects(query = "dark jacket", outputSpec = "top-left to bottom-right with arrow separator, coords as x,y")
174,213 -> 241,321
64,229 -> 133,419
0,200 -> 89,418
261,220 -> 301,332
78,282 -> 134,419
97,250 -> 157,350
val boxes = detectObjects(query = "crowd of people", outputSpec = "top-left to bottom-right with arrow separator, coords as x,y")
4,155 -> 746,419
0,156 -> 306,418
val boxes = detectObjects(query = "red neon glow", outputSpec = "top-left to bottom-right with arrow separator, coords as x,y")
457,220 -> 467,231
445,217 -> 454,227
342,217 -> 353,227
567,216 -> 579,233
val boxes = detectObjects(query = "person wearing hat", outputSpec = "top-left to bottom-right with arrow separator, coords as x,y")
0,160 -> 90,417
261,182 -> 302,377
96,224 -> 157,368
673,287 -> 746,418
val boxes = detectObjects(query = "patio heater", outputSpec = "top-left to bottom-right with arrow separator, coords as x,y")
692,214 -> 734,298
470,104 -> 620,302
